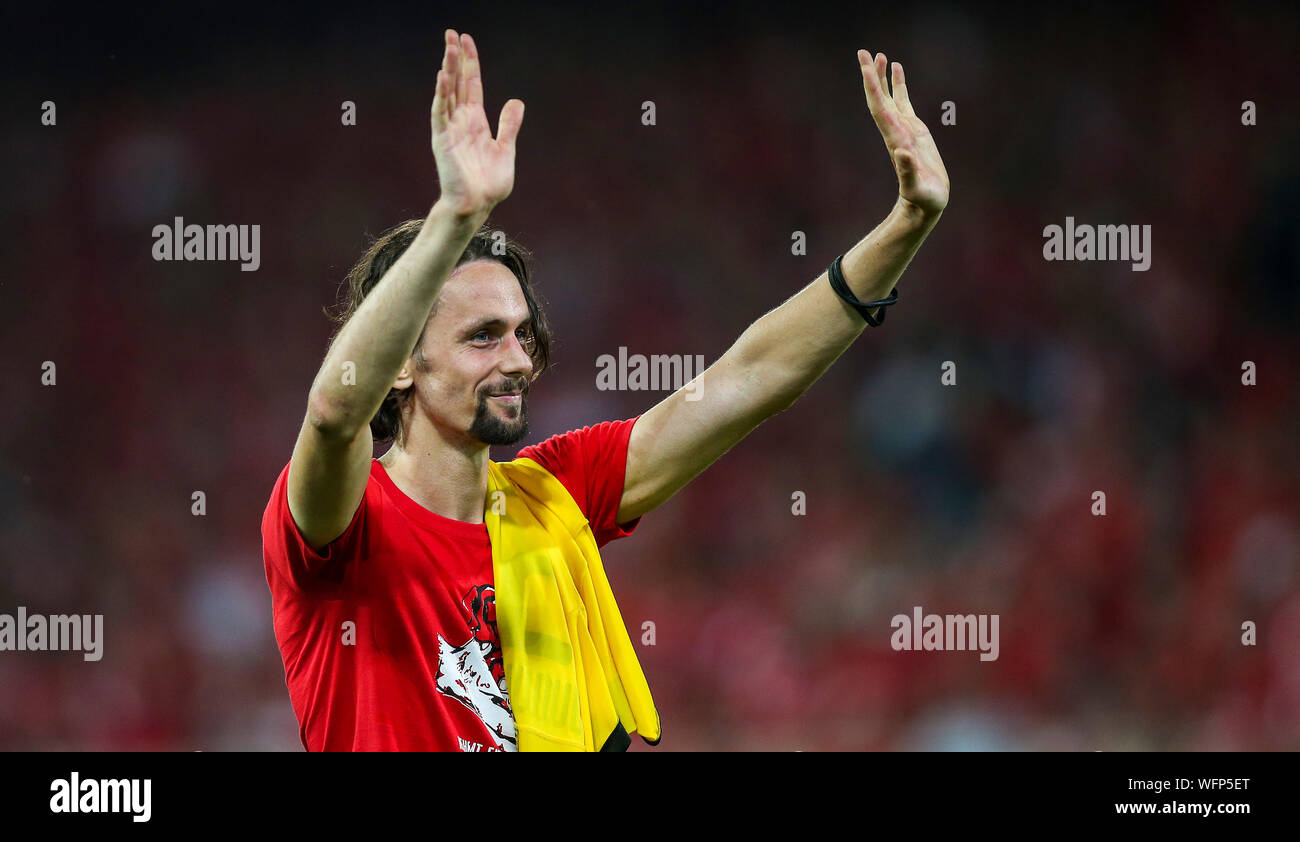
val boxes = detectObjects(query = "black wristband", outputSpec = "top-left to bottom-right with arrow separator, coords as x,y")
827,254 -> 899,327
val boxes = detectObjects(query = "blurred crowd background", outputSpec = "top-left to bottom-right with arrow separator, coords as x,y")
1,1 -> 1297,750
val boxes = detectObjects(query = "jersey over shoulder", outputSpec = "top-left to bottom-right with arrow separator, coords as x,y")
260,416 -> 643,751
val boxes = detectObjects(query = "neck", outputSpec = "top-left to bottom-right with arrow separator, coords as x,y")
378,416 -> 491,524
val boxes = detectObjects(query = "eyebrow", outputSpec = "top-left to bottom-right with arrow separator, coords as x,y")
462,316 -> 533,335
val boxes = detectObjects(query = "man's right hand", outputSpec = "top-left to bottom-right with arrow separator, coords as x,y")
431,30 -> 524,217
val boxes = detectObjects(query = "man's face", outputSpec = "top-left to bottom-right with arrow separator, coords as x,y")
400,259 -> 535,446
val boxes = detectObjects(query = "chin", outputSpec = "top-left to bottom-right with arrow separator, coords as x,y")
469,397 -> 530,446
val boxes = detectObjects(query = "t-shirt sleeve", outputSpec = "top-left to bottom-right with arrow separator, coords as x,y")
261,460 -> 368,590
515,415 -> 643,547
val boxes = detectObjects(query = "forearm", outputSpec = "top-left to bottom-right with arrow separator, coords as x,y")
727,198 -> 940,412
620,52 -> 950,522
307,199 -> 488,436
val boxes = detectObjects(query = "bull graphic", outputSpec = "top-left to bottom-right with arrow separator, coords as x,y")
434,584 -> 517,751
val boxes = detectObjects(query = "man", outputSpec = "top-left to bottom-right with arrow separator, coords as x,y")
262,29 -> 948,751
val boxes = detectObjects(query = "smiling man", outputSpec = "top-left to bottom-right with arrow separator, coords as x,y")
261,29 -> 948,752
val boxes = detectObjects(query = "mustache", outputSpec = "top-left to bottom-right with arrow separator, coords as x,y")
480,380 -> 529,397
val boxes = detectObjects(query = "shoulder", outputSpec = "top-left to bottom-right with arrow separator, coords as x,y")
514,416 -> 641,471
261,457 -> 386,553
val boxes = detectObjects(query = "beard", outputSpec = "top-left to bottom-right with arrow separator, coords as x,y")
468,386 -> 529,445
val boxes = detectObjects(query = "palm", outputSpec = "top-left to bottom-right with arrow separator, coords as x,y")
431,31 -> 525,215
858,51 -> 949,215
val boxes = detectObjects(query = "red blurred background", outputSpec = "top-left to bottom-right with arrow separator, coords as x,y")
1,0 -> 1297,749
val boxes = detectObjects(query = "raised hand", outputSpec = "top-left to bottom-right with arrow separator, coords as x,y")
858,51 -> 949,216
431,30 -> 525,216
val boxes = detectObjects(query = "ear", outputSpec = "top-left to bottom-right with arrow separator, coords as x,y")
393,359 -> 416,392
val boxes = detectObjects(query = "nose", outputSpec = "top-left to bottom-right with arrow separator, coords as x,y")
501,330 -> 534,380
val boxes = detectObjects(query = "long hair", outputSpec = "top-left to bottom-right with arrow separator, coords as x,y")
325,219 -> 552,444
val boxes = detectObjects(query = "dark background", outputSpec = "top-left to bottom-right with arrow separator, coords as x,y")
1,0 -> 1297,749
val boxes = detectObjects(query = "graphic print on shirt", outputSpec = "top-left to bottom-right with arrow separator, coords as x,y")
434,584 -> 517,751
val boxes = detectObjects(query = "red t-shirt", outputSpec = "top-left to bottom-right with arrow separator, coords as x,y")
261,416 -> 643,752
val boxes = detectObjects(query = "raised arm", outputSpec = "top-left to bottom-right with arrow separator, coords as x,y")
288,30 -> 524,549
618,51 -> 948,523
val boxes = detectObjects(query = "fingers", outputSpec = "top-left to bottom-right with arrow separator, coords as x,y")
858,49 -> 889,117
444,30 -> 460,113
432,69 -> 446,132
434,28 -> 519,148
891,62 -> 916,117
456,33 -> 471,108
433,29 -> 458,129
875,52 -> 889,102
461,33 -> 483,108
497,98 -> 525,152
